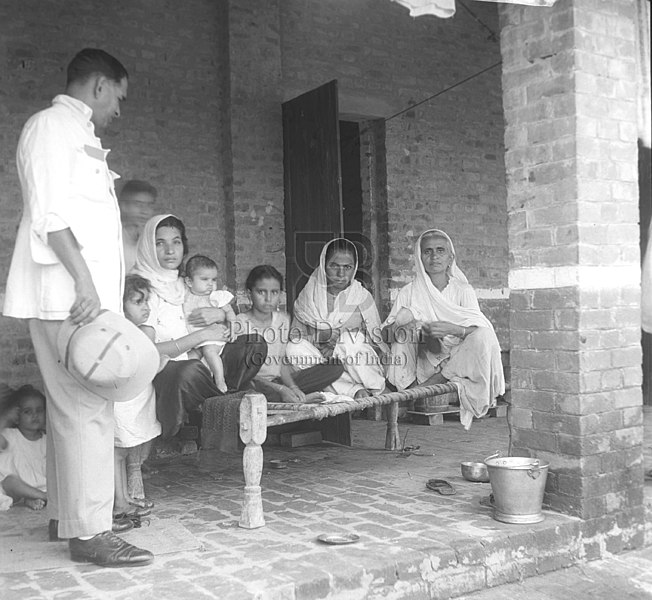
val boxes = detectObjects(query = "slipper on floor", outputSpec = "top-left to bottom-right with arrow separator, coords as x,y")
426,479 -> 456,495
113,505 -> 151,520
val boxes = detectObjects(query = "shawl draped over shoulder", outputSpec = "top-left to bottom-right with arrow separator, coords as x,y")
383,229 -> 505,428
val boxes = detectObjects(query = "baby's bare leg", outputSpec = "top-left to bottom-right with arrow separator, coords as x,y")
1,474 -> 47,509
202,345 -> 228,393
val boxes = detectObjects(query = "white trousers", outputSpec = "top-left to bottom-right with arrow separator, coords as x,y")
29,319 -> 114,538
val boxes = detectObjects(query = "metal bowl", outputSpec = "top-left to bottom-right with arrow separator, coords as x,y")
461,461 -> 490,483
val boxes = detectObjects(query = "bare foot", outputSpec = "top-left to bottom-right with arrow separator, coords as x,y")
216,379 -> 228,394
304,392 -> 325,403
25,498 -> 46,511
354,389 -> 371,399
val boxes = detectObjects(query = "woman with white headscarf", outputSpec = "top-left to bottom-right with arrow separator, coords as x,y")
287,238 -> 389,398
131,214 -> 267,438
382,229 -> 504,429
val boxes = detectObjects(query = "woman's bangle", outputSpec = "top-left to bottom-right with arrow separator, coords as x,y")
461,326 -> 467,338
173,340 -> 181,354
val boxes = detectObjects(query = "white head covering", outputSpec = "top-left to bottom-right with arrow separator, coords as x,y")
384,229 -> 505,413
293,238 -> 372,330
131,214 -> 186,306
408,229 -> 492,328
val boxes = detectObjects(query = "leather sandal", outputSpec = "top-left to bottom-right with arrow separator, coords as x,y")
113,505 -> 151,520
129,497 -> 154,510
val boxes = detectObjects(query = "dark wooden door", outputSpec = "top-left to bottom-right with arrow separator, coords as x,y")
282,80 -> 343,308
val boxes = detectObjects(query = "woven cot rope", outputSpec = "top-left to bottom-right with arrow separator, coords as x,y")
266,383 -> 458,427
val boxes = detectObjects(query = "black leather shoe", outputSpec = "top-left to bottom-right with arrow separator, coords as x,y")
69,531 -> 154,567
49,518 -> 134,540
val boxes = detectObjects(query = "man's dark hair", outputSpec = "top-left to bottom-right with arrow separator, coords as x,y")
185,255 -> 218,279
66,48 -> 128,87
118,180 -> 158,204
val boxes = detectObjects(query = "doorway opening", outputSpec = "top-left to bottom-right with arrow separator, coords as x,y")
339,119 -> 390,313
282,80 -> 390,311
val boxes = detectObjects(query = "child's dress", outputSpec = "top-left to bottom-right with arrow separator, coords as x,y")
183,289 -> 233,351
115,384 -> 161,499
0,428 -> 46,510
114,384 -> 161,449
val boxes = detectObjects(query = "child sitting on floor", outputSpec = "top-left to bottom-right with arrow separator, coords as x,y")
114,275 -> 163,516
0,385 -> 47,511
182,254 -> 237,393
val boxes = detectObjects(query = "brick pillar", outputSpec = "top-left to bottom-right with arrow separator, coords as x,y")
500,0 -> 644,538
226,0 -> 285,293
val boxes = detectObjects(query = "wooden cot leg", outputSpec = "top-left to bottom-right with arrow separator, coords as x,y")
238,393 -> 267,529
385,400 -> 401,450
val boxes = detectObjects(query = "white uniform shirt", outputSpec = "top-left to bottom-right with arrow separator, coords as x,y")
3,95 -> 124,320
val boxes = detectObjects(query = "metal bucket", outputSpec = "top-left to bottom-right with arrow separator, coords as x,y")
484,453 -> 549,524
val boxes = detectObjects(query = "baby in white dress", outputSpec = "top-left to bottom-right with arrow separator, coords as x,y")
183,255 -> 236,393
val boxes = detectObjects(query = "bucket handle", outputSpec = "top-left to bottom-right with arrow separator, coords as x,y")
527,460 -> 541,479
484,451 -> 500,463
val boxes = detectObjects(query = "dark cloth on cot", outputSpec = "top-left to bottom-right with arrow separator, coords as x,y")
153,334 -> 267,438
260,361 -> 345,403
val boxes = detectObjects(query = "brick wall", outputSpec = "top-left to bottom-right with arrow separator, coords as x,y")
0,0 -> 510,385
0,0 -> 227,385
501,0 -> 644,523
279,0 -> 509,323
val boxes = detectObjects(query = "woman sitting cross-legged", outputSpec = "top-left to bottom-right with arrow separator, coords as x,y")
131,214 -> 267,440
382,229 -> 505,429
235,265 -> 344,403
288,238 -> 389,399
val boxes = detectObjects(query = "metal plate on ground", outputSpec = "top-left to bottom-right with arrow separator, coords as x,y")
317,533 -> 360,545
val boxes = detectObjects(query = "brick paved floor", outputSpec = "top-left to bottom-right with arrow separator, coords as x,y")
1,409 -> 651,600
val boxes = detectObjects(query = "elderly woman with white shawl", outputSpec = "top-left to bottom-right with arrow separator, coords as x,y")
382,229 -> 504,429
287,238 -> 389,399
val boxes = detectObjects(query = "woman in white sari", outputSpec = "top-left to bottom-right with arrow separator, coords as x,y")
288,238 -> 389,398
383,229 -> 504,429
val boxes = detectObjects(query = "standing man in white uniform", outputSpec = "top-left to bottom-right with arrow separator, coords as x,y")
3,48 -> 153,567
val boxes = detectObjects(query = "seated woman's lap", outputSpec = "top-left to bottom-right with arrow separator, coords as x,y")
153,334 -> 267,438
153,359 -> 216,438
221,333 -> 267,391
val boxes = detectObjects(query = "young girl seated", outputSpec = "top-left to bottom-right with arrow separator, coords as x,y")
235,265 -> 344,402
183,255 -> 237,393
0,385 -> 47,511
113,275 -> 163,516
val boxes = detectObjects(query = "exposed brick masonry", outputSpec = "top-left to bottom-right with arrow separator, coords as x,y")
501,0 -> 644,535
